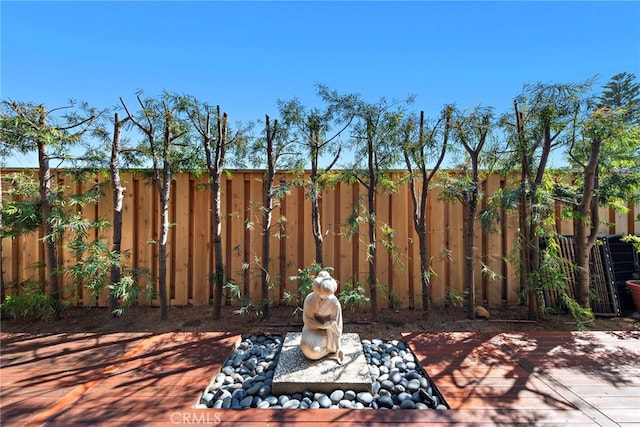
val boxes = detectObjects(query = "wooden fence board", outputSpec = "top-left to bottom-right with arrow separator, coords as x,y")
268,177 -> 285,303
335,181 -> 350,287
614,207 -> 629,235
300,184 -> 314,275
448,201 -> 465,299
96,173 -> 113,307
277,185 -> 289,303
171,174 -> 190,305
407,195 -> 420,309
484,174 -> 503,307
282,182 -> 300,301
629,200 -> 639,235
354,184 -> 369,296
191,176 -> 210,306
504,208 -> 520,305
20,230 -> 41,284
390,184 -> 411,308
337,181 -> 354,288
133,175 -> 155,305
249,174 -> 263,305
1,233 -> 13,287
427,187 -> 447,306
473,210 -> 484,307
377,191 -> 391,310
226,172 -> 245,304
320,185 -> 335,274
120,172 -> 135,299
57,174 -> 75,303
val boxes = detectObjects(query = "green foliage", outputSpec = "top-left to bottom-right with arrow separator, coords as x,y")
1,100 -> 102,162
530,235 -> 595,325
440,290 -> 464,308
66,234 -> 114,306
1,170 -> 149,315
437,171 -> 483,205
561,293 -> 595,331
479,187 -> 520,233
598,72 -> 640,125
1,172 -> 41,237
338,276 -> 370,312
342,197 -> 366,240
379,223 -> 404,269
376,283 -> 403,310
1,280 -> 58,320
223,278 -> 271,317
63,218 -> 152,313
110,271 -> 154,317
284,263 -> 333,316
621,234 -> 640,253
388,289 -> 403,310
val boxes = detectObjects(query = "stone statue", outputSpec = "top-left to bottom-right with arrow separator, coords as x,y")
300,271 -> 344,363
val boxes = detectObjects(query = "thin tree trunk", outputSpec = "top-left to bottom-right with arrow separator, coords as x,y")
575,137 -> 602,308
261,115 -> 276,318
311,181 -> 323,266
211,171 -> 224,318
418,225 -> 430,314
404,109 -> 450,317
109,113 -> 126,316
367,127 -> 378,322
463,164 -> 480,319
157,116 -> 172,321
37,112 -> 60,320
158,160 -> 171,321
463,202 -> 476,319
309,131 -> 324,266
211,107 -> 227,320
514,100 -> 541,319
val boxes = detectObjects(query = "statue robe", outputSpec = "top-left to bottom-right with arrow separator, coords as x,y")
300,292 -> 343,360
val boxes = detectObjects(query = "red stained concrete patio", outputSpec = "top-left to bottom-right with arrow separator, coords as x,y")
1,330 -> 639,426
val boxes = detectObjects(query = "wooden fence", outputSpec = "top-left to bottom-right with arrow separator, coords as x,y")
2,169 -> 639,310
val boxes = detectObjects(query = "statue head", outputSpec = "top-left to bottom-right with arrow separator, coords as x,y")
312,271 -> 337,300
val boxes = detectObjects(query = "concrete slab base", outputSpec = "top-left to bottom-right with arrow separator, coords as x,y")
272,332 -> 372,395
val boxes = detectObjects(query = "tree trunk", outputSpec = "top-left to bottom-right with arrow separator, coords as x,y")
417,225 -> 430,315
211,170 -> 224,319
261,191 -> 273,318
311,175 -> 324,266
109,113 -> 125,316
463,202 -> 476,319
312,208 -> 323,265
37,112 -> 61,320
575,137 -> 602,308
515,100 -> 541,319
158,164 -> 170,321
210,107 -> 227,320
405,109 -> 450,318
261,115 -> 276,318
574,225 -> 590,308
465,152 -> 481,319
367,129 -> 378,321
309,132 -> 324,266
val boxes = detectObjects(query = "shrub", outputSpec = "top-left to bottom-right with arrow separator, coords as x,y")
1,280 -> 58,320
338,276 -> 370,312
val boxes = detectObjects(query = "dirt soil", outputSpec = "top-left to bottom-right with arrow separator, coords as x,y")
2,304 -> 639,340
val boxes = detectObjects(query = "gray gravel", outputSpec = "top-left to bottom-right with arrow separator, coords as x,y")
199,334 -> 448,410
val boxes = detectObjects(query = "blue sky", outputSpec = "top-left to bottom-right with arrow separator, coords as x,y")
2,1 -> 639,167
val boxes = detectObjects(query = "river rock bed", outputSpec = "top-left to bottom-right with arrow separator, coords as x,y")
198,334 -> 448,410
